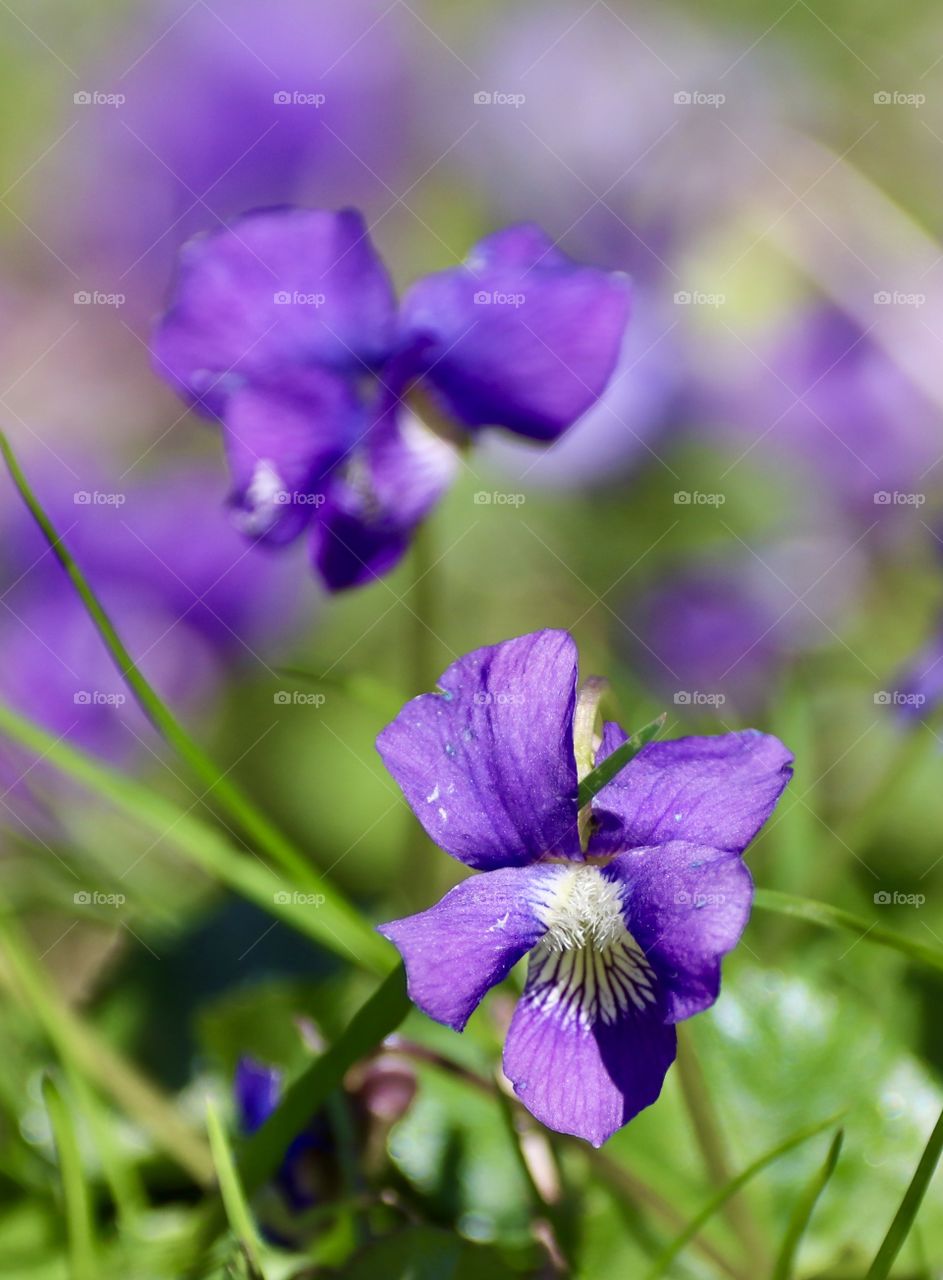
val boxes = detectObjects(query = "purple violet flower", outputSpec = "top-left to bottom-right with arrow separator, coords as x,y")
152,209 -> 631,591
375,631 -> 793,1146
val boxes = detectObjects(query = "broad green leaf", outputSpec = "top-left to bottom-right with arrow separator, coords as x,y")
754,888 -> 943,974
338,1225 -> 519,1279
772,1129 -> 843,1280
644,1113 -> 840,1279
866,1106 -> 943,1279
577,712 -> 666,808
237,966 -> 410,1197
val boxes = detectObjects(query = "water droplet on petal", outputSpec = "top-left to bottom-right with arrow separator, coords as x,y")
444,742 -> 457,757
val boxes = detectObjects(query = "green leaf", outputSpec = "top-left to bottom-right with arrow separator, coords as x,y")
0,891 -> 214,1187
238,966 -> 411,1197
866,1106 -> 943,1279
577,712 -> 666,808
753,888 -> 943,974
0,432 -> 360,922
42,1074 -> 97,1280
0,699 -> 392,976
339,1225 -> 518,1279
772,1128 -> 843,1280
205,1098 -> 267,1279
644,1113 -> 841,1280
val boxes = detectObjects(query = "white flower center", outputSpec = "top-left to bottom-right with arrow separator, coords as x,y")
235,459 -> 289,535
528,865 -> 657,1028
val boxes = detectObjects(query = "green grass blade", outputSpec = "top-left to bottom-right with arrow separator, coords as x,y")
238,966 -> 410,1196
578,712 -> 666,808
865,1106 -> 943,1279
772,1128 -> 843,1280
0,699 -> 392,974
0,432 -> 352,907
206,1098 -> 267,1278
754,889 -> 943,974
644,1113 -> 842,1280
0,891 -> 214,1185
42,1073 -> 97,1280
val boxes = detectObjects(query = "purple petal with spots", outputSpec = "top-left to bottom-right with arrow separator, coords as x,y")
400,223 -> 631,441
152,207 -> 397,416
590,723 -> 792,855
223,370 -> 361,545
377,866 -> 550,1031
503,964 -> 676,1147
376,631 -> 581,869
605,841 -> 754,1022
310,404 -> 458,591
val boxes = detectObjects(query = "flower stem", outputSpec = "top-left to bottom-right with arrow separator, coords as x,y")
675,1031 -> 769,1268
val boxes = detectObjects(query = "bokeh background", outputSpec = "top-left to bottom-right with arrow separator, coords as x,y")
0,1 -> 942,1276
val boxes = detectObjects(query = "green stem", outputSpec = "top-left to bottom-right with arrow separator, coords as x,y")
675,1032 -> 768,1268
0,894 -> 213,1185
43,1074 -> 97,1280
0,432 -> 332,897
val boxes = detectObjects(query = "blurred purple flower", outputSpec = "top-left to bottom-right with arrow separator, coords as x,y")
52,0 -> 411,307
376,631 -> 792,1145
0,457 -> 303,773
152,209 -> 631,590
705,306 -> 940,522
